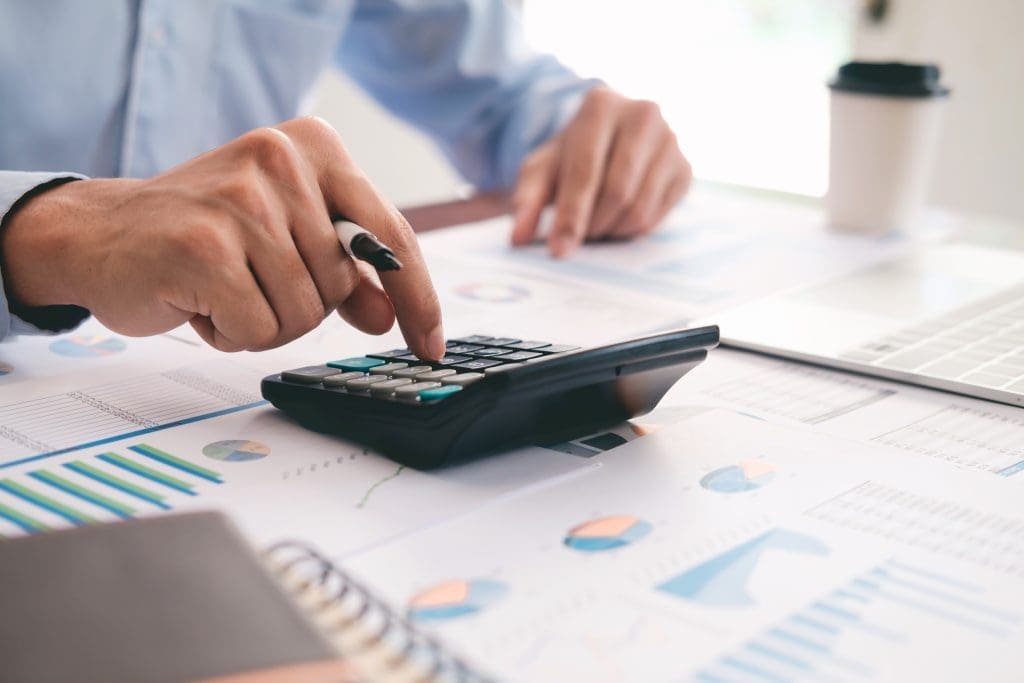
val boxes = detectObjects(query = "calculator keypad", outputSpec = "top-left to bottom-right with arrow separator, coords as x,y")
284,336 -> 580,403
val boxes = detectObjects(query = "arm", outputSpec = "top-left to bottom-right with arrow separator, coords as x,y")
335,0 -> 598,191
0,171 -> 91,341
0,119 -> 445,358
337,1 -> 691,258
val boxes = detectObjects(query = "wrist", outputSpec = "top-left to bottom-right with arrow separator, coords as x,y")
1,178 -> 132,311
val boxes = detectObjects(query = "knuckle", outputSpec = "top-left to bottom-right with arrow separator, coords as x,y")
632,99 -> 662,123
584,86 -> 616,109
217,175 -> 268,217
238,126 -> 291,164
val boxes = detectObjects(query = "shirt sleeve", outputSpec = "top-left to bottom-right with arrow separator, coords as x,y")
0,171 -> 91,340
335,0 -> 600,191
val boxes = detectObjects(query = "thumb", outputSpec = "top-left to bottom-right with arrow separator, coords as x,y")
511,141 -> 559,246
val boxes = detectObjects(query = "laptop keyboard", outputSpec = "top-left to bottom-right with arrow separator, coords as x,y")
840,284 -> 1024,393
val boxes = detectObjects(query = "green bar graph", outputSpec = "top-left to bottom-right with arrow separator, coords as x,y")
97,453 -> 196,495
0,501 -> 49,533
128,444 -> 223,483
30,470 -> 136,519
0,479 -> 97,526
65,461 -> 171,510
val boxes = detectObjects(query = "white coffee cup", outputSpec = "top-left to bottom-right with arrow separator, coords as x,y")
826,62 -> 949,235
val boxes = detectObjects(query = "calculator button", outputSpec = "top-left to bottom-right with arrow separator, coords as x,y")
369,378 -> 413,396
466,347 -> 513,357
369,362 -> 408,375
327,357 -> 386,372
486,337 -> 522,346
505,340 -> 551,350
419,385 -> 463,401
321,371 -> 367,387
539,344 -> 581,354
394,381 -> 441,399
499,351 -> 542,361
449,335 -> 494,344
445,344 -> 484,355
440,372 -> 484,386
344,375 -> 388,391
435,354 -> 471,366
417,369 -> 457,381
391,365 -> 433,378
367,348 -> 410,359
452,359 -> 503,371
281,366 -> 344,384
395,354 -> 422,362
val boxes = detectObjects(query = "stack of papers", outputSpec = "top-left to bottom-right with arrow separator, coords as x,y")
0,187 -> 1017,681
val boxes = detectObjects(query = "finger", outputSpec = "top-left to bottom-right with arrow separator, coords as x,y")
336,261 -> 396,335
609,142 -> 688,240
588,103 -> 667,239
282,117 -> 444,360
189,267 -> 278,352
284,181 -> 365,314
549,90 -> 620,258
244,214 -> 327,348
511,141 -> 558,246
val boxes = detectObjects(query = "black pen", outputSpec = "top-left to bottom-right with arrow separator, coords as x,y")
333,220 -> 403,272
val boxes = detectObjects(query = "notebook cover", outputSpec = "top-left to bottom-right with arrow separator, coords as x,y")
0,511 -> 340,683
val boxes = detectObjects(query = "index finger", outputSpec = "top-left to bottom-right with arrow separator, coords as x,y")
281,119 -> 445,360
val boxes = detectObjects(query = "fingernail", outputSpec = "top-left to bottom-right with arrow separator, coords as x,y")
552,234 -> 576,259
424,324 -> 446,360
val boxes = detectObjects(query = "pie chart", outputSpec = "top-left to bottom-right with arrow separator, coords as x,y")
407,579 -> 507,622
454,281 -> 530,303
49,335 -> 126,358
564,515 -> 652,552
700,460 -> 777,494
202,439 -> 270,462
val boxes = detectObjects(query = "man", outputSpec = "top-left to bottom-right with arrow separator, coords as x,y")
0,1 -> 690,360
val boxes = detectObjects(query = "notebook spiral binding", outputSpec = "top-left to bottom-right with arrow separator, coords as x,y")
264,541 -> 491,683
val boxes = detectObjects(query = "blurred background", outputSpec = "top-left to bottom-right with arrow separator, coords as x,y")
311,0 -> 1023,222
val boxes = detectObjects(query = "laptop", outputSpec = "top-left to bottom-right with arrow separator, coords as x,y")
708,241 -> 1024,407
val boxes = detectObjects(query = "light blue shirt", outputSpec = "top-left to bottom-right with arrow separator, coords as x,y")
0,0 -> 595,339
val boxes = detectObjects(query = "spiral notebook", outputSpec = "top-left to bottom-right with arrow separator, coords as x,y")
0,511 -> 487,683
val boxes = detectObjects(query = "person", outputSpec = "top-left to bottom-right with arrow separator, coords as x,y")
0,1 -> 691,360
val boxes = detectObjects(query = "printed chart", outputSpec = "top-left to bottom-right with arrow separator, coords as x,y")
694,558 -> 1024,682
0,443 -> 223,535
564,515 -> 652,552
407,579 -> 508,623
700,460 -> 777,493
0,360 -> 265,467
49,335 -> 126,358
658,529 -> 830,607
202,440 -> 270,462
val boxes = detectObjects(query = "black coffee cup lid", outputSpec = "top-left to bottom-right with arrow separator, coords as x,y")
829,61 -> 949,98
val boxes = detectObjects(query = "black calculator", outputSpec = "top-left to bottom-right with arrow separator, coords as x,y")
261,326 -> 719,468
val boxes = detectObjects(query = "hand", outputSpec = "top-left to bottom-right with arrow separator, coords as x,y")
511,87 -> 692,258
0,117 -> 445,358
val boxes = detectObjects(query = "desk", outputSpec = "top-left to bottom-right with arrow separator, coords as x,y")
2,186 -> 1023,682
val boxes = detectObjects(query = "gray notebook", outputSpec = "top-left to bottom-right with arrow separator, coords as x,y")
0,511 -> 338,683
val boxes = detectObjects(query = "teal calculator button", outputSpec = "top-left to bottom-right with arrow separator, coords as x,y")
327,357 -> 385,372
418,385 -> 463,401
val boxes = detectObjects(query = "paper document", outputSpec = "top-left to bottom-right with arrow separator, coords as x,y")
418,186 -> 945,320
342,411 -> 1024,682
668,348 -> 1024,481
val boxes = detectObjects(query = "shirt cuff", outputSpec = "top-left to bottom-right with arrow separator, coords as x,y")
0,172 -> 91,339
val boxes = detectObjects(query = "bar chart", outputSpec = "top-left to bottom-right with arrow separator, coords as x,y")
694,558 -> 1022,682
0,442 -> 222,535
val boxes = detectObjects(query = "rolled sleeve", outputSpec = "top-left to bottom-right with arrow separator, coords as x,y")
0,171 -> 91,340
